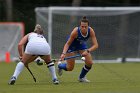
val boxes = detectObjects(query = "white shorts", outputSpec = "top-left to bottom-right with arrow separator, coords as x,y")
25,42 -> 51,55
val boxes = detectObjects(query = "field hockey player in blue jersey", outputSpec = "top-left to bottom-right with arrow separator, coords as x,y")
58,16 -> 98,82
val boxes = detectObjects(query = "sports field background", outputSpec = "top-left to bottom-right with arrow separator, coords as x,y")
0,62 -> 140,93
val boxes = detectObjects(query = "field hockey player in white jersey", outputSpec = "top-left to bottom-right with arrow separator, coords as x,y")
8,24 -> 59,85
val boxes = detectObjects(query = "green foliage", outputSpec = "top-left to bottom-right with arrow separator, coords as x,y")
0,62 -> 140,93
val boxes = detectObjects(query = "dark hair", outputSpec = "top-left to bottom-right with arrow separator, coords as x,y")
80,16 -> 89,25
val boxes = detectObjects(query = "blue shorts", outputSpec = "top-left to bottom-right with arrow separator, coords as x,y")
67,40 -> 87,53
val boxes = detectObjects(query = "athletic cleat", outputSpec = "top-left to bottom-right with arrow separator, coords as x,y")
36,59 -> 43,65
53,79 -> 59,85
57,61 -> 63,76
8,76 -> 16,85
57,67 -> 63,76
78,77 -> 90,83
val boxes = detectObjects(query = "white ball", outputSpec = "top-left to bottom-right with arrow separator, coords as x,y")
81,57 -> 85,61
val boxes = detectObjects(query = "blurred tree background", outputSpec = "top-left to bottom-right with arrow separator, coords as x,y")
0,0 -> 140,34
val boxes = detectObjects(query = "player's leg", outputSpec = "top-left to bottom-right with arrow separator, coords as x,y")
8,54 -> 37,85
8,61 -> 24,85
41,55 -> 59,84
57,52 -> 76,76
58,52 -> 75,70
78,50 -> 93,82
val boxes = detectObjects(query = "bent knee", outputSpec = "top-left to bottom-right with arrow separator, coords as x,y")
85,61 -> 93,65
85,62 -> 93,68
66,67 -> 74,71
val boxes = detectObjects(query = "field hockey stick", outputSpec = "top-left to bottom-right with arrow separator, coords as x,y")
36,54 -> 82,65
52,54 -> 82,63
18,57 -> 37,82
64,54 -> 82,60
26,66 -> 36,82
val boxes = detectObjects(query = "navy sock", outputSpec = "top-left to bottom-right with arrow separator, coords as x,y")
79,65 -> 91,78
58,63 -> 67,71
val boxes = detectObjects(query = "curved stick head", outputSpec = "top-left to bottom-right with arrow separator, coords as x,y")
33,77 -> 36,82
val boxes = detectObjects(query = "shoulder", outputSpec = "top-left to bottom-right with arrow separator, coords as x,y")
29,32 -> 36,35
73,27 -> 78,31
23,32 -> 35,39
19,33 -> 30,43
23,33 -> 31,38
28,32 -> 39,37
89,27 -> 95,36
71,27 -> 78,35
69,27 -> 78,38
89,27 -> 94,31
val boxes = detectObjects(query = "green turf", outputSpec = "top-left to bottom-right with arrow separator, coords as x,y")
0,62 -> 140,93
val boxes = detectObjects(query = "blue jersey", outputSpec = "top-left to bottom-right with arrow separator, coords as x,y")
67,27 -> 90,53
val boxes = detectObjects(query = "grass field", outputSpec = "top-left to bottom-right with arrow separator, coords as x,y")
0,62 -> 140,93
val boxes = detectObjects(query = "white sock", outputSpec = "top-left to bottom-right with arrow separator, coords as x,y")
47,62 -> 57,80
13,62 -> 24,79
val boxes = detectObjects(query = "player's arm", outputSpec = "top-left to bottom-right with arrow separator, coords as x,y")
88,27 -> 98,52
18,33 -> 29,58
62,27 -> 77,54
60,27 -> 78,60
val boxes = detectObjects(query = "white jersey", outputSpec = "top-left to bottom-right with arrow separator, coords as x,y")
25,33 -> 51,55
28,32 -> 47,43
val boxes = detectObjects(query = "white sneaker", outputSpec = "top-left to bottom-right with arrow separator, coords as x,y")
57,61 -> 63,76
53,79 -> 59,85
8,76 -> 16,85
78,77 -> 90,83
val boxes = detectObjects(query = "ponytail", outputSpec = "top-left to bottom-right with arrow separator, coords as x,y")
80,16 -> 89,25
83,16 -> 87,20
34,24 -> 44,34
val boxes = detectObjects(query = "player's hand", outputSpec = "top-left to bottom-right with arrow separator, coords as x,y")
82,50 -> 90,57
19,56 -> 22,60
60,53 -> 66,61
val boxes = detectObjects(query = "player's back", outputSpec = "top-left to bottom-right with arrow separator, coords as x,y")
28,32 -> 47,43
25,32 -> 50,55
